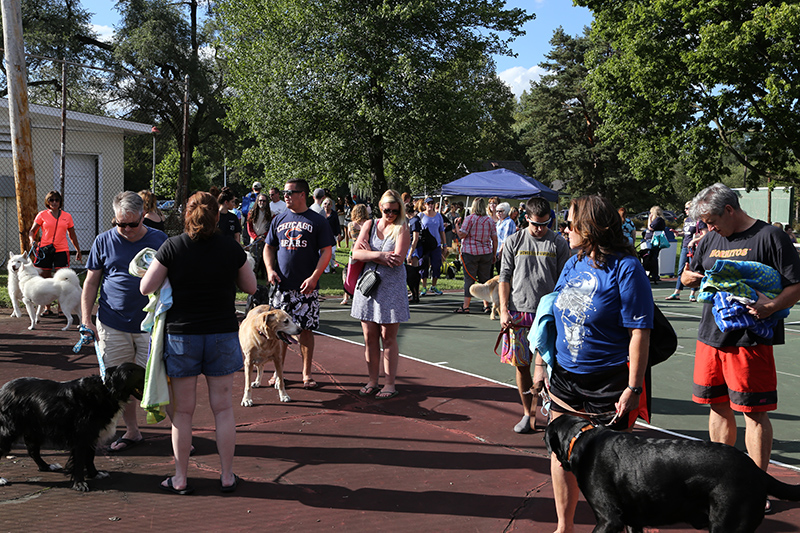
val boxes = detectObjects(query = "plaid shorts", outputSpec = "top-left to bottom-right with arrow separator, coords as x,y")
270,288 -> 320,331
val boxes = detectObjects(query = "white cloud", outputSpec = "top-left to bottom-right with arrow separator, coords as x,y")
498,65 -> 547,98
93,24 -> 114,43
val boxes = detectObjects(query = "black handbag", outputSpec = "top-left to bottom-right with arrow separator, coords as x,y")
33,213 -> 59,267
357,266 -> 381,296
356,221 -> 385,297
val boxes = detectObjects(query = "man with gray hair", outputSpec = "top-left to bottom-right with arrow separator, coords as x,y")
81,191 -> 168,452
310,187 -> 326,214
681,182 -> 800,511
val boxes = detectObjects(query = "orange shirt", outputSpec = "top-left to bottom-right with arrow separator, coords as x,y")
34,210 -> 74,252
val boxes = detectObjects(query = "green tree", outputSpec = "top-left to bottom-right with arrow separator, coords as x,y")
0,0 -> 113,111
216,0 -> 533,199
112,0 -> 232,204
579,0 -> 800,192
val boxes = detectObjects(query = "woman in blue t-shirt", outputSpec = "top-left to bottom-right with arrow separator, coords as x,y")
548,195 -> 654,533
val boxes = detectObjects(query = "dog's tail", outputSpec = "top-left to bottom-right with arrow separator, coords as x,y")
53,268 -> 80,288
766,473 -> 800,501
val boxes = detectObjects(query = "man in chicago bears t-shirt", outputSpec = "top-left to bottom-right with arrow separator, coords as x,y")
265,178 -> 335,390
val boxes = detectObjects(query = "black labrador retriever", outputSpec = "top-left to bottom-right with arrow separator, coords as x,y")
545,414 -> 800,533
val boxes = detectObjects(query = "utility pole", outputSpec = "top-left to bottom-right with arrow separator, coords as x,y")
2,0 -> 37,252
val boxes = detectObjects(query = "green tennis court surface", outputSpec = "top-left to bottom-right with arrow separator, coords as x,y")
318,284 -> 800,468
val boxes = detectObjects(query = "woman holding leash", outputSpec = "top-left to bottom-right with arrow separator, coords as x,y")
350,189 -> 410,400
548,195 -> 653,533
454,197 -> 497,313
28,190 -> 82,316
141,191 -> 256,495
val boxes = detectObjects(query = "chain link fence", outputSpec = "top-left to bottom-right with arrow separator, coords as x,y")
1,53 -> 186,260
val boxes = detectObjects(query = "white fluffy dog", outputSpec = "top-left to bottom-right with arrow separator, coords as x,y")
7,252 -> 26,318
11,254 -> 82,331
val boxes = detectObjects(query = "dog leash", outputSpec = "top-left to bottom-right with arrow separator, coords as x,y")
535,386 -> 621,427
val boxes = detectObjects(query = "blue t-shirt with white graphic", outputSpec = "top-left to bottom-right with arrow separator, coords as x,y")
553,253 -> 653,374
266,208 -> 335,291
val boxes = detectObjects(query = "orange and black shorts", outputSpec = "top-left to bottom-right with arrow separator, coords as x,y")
692,340 -> 777,412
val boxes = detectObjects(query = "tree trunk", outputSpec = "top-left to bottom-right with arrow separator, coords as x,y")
369,132 -> 387,202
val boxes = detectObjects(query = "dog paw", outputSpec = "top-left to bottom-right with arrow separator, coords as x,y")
92,471 -> 110,479
241,399 -> 254,407
279,395 -> 292,403
27,325 -> 35,330
60,325 -> 71,331
0,477 -> 8,486
71,481 -> 90,492
251,381 -> 261,388
46,463 -> 63,472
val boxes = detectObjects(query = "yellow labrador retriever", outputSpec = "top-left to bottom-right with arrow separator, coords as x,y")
469,275 -> 501,320
239,306 -> 301,406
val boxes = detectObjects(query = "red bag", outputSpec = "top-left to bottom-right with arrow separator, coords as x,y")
343,258 -> 364,295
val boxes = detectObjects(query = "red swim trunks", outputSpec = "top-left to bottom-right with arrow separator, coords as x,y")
692,340 -> 777,413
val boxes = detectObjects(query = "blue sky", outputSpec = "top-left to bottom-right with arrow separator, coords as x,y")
81,0 -> 593,98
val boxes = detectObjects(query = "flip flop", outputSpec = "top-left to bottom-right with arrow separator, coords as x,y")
109,437 -> 142,453
303,380 -> 319,390
453,306 -> 470,314
375,389 -> 399,400
160,477 -> 194,495
359,385 -> 380,397
220,474 -> 240,493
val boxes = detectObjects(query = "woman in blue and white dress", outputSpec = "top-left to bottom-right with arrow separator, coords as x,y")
350,189 -> 410,400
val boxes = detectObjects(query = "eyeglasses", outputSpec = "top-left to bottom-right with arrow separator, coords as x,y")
382,208 -> 400,216
282,189 -> 301,197
527,217 -> 551,227
114,219 -> 142,229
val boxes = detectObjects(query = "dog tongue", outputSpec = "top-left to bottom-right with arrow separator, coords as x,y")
278,331 -> 298,345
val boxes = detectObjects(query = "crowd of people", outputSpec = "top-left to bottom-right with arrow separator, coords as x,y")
17,180 -> 800,523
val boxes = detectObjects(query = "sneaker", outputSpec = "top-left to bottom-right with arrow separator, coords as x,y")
420,288 -> 428,296
431,286 -> 443,295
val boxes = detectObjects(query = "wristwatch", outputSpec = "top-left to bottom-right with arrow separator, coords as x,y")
627,385 -> 643,395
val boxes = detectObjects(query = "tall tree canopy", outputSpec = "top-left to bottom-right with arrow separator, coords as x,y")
216,0 -> 533,198
579,0 -> 800,191
517,28 -> 641,206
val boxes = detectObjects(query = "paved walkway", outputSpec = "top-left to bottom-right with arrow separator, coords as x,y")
1,310 -> 800,532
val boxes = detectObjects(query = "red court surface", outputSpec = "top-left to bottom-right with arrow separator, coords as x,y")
1,310 -> 800,532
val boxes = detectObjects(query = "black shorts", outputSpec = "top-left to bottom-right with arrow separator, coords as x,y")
549,361 -> 634,430
34,250 -> 69,270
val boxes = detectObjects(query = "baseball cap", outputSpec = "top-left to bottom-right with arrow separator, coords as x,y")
252,181 -> 263,190
425,197 -> 435,203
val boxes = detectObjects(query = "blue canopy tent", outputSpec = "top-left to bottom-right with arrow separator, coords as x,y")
440,168 -> 559,203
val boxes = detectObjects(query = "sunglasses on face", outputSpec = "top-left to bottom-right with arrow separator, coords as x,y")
565,220 -> 573,230
382,208 -> 400,216
527,217 -> 551,227
282,190 -> 301,197
114,219 -> 142,229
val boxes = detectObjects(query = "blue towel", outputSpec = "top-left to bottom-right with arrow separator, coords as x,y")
528,291 -> 558,378
711,292 -> 789,339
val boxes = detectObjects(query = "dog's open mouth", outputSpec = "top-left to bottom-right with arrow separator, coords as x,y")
277,331 -> 298,345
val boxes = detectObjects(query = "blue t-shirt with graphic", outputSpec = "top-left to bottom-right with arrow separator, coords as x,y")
553,253 -> 653,374
266,208 -> 335,291
86,226 -> 168,333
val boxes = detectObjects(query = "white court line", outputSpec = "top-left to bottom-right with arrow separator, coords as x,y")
316,330 -> 800,472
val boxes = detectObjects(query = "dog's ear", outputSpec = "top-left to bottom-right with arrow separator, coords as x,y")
260,314 -> 275,340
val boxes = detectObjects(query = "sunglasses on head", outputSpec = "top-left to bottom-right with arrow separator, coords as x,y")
114,219 -> 141,229
382,208 -> 400,216
527,217 -> 551,227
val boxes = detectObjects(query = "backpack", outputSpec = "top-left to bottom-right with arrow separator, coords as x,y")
649,303 -> 678,366
419,226 -> 439,254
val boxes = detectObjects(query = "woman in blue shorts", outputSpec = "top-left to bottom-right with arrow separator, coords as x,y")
548,195 -> 653,532
141,192 -> 256,495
